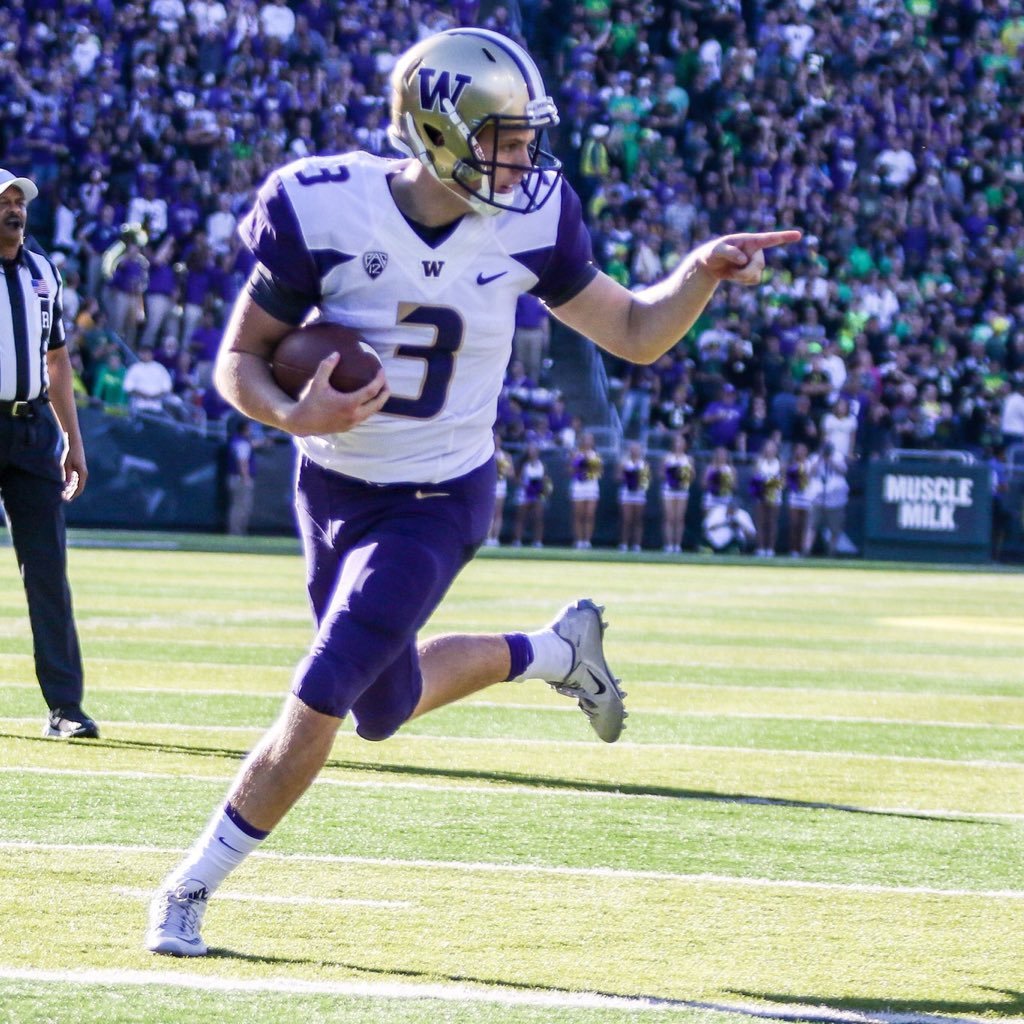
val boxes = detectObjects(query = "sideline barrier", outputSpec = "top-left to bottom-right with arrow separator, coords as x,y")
67,409 -> 1019,563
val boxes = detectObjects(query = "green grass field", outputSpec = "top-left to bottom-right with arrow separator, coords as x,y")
0,536 -> 1021,1024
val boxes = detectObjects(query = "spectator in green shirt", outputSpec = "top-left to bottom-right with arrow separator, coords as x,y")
91,349 -> 128,407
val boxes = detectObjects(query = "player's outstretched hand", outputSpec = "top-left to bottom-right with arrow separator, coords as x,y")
285,354 -> 390,436
695,230 -> 803,287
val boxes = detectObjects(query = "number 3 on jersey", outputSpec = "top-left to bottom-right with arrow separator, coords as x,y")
383,304 -> 464,420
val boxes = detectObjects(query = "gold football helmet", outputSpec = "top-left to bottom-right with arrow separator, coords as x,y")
388,28 -> 562,215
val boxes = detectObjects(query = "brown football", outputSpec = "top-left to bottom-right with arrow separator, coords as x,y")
271,322 -> 382,398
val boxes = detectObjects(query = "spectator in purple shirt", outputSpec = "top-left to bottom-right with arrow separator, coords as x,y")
546,396 -> 574,447
25,106 -> 68,188
512,292 -> 550,384
179,233 -> 218,352
76,203 -> 122,301
106,235 -> 149,346
452,0 -> 480,27
140,234 -> 181,349
167,184 -> 204,242
296,0 -> 333,41
187,307 -> 223,388
700,383 -> 743,451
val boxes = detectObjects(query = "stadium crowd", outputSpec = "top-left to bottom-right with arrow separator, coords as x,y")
1,0 -> 1022,483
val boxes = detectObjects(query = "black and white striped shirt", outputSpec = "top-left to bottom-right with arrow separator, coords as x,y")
0,243 -> 65,402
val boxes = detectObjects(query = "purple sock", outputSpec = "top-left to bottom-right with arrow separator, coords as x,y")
225,801 -> 270,840
503,632 -> 533,681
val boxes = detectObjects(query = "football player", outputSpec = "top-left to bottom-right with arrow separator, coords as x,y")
147,28 -> 800,956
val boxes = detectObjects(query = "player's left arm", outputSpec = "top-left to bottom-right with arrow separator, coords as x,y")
552,231 -> 801,365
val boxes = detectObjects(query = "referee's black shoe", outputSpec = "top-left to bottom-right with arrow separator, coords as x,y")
44,706 -> 100,739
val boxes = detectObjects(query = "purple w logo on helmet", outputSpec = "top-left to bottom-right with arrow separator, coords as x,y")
417,68 -> 472,112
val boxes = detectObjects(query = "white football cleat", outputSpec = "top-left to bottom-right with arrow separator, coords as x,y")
547,599 -> 627,743
145,879 -> 209,956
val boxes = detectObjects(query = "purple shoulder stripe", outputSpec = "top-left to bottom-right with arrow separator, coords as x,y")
238,174 -> 321,297
313,250 -> 355,277
513,179 -> 596,307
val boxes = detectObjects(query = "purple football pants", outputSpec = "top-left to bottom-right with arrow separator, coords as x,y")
291,455 -> 496,740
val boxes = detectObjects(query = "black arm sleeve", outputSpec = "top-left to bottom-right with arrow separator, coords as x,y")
244,262 -> 316,325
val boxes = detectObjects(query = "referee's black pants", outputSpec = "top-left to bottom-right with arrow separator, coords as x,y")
0,406 -> 84,711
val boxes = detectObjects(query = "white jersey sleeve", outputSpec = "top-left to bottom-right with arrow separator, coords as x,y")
239,152 -> 596,484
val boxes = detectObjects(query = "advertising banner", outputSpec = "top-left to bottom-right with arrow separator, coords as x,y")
863,458 -> 991,562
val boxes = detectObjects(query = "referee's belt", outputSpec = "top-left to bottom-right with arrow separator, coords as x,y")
0,396 -> 46,418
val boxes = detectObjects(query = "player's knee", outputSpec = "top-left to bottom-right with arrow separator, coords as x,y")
353,714 -> 406,742
292,649 -> 358,719
353,677 -> 420,741
351,653 -> 423,742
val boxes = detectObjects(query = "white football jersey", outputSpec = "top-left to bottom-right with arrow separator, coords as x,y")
240,152 -> 596,483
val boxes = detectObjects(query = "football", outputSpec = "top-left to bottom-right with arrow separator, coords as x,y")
271,322 -> 382,398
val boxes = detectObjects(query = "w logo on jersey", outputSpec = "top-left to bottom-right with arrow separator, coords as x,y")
363,251 -> 388,279
417,68 -> 472,112
422,260 -> 444,277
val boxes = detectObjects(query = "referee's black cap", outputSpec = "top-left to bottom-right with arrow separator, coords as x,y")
0,169 -> 38,202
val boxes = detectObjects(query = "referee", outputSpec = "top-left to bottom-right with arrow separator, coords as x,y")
0,168 -> 97,739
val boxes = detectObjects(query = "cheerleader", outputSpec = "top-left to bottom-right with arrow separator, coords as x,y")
617,441 -> 650,552
569,431 -> 603,549
661,432 -> 694,553
785,442 -> 812,557
513,442 -> 551,548
486,433 -> 514,547
750,438 -> 784,556
701,446 -> 737,513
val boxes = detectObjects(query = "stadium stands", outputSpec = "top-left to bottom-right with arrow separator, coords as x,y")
1,0 -> 1022,552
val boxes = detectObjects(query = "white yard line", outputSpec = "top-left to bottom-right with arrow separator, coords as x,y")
5,716 -> 1022,768
4,682 -> 1023,730
632,678 -> 1024,700
0,681 -> 286,698
4,674 -> 1024,705
460,702 -> 1024,731
2,645 -> 1019,687
112,885 -> 410,909
4,765 -> 1022,821
0,966 -> 1019,1024
0,715 -> 265,733
2,841 -> 1022,901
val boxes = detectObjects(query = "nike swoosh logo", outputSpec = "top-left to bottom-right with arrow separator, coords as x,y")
476,271 -> 508,285
217,836 -> 244,854
414,489 -> 450,500
586,669 -> 607,696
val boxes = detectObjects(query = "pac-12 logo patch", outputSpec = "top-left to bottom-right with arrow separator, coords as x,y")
363,251 -> 388,279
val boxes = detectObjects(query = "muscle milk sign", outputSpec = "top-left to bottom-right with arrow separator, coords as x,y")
864,459 -> 990,562
881,472 -> 974,531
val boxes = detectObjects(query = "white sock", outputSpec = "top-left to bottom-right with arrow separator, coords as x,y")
513,628 -> 573,682
165,804 -> 267,896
